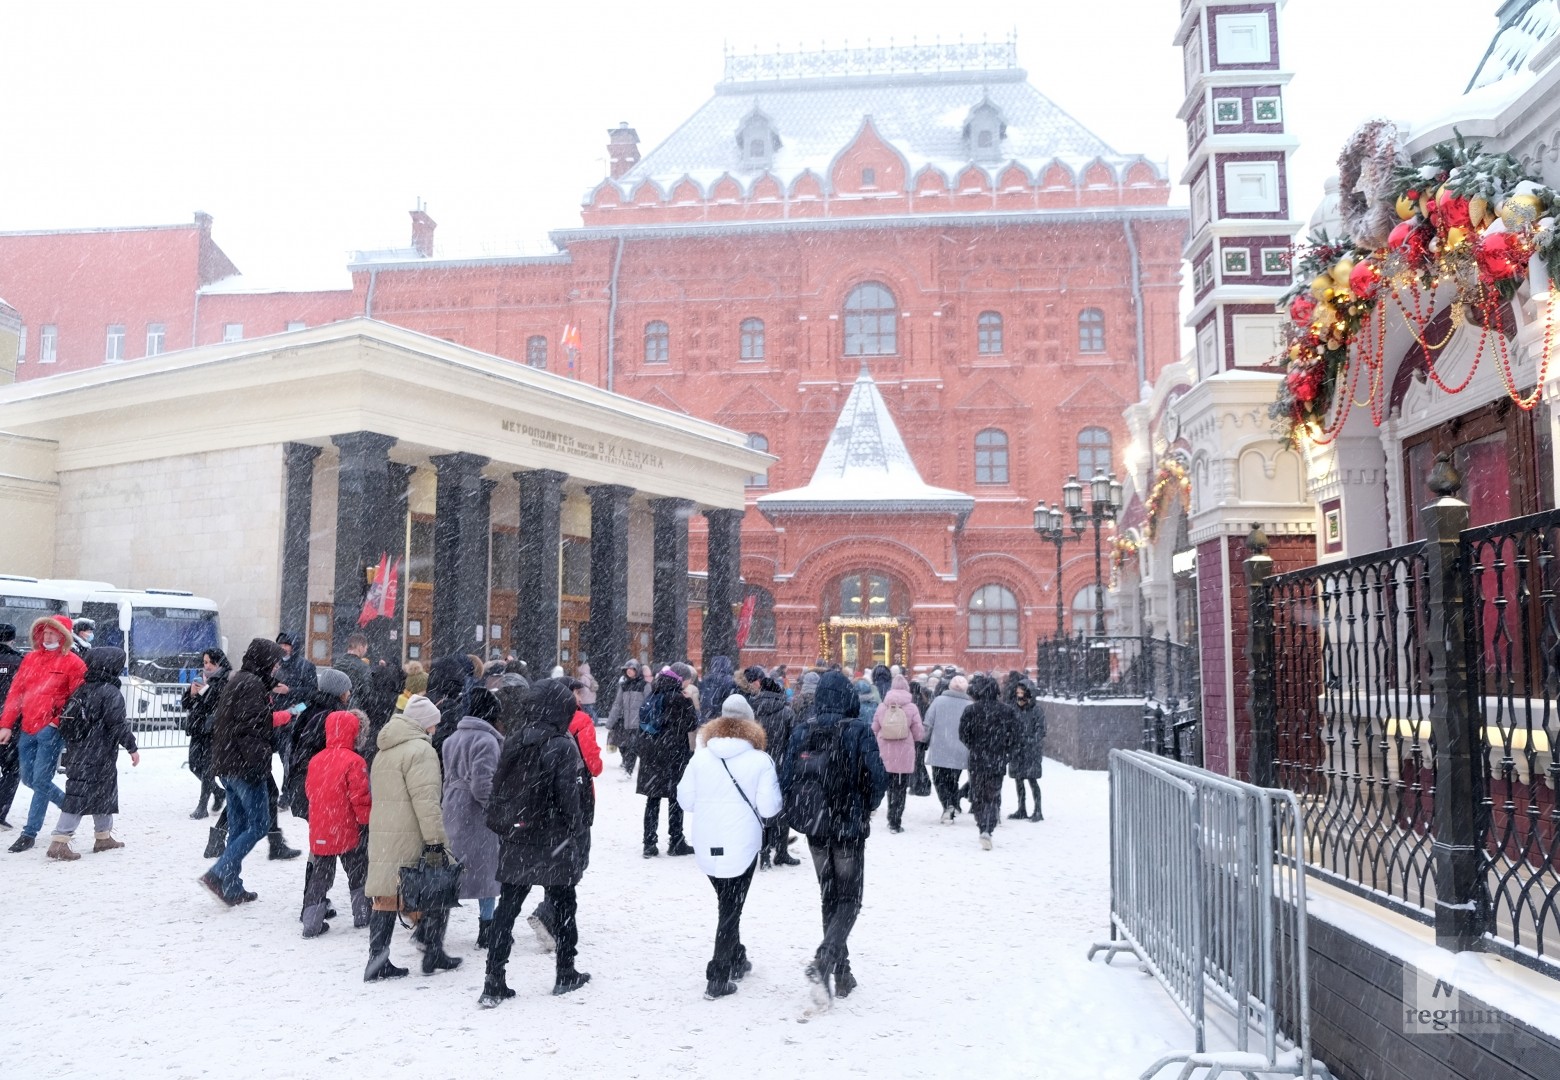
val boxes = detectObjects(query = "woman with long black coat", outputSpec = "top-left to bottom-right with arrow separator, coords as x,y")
636,667 -> 698,858
46,647 -> 139,859
181,649 -> 230,820
959,673 -> 1018,851
481,679 -> 593,1006
750,674 -> 800,868
1008,680 -> 1046,821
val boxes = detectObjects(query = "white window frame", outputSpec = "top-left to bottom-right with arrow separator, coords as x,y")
146,323 -> 166,356
105,324 -> 126,363
286,320 -> 307,332
1196,322 -> 1219,378
15,325 -> 24,364
1214,12 -> 1272,65
222,323 -> 243,342
39,325 -> 57,363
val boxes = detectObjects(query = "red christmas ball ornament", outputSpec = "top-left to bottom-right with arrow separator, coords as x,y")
1388,220 -> 1417,250
1286,364 -> 1322,405
1349,259 -> 1381,300
1289,294 -> 1317,325
1476,230 -> 1523,280
1436,187 -> 1472,229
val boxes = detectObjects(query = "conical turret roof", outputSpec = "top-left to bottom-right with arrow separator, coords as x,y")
756,366 -> 974,522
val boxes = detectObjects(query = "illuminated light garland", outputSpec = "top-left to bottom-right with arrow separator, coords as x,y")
1144,460 -> 1191,542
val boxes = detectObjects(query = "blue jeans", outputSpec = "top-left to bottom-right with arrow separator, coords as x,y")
209,777 -> 268,896
19,725 -> 65,838
478,896 -> 496,920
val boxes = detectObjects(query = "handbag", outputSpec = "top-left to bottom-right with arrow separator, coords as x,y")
912,741 -> 933,798
398,845 -> 464,912
720,758 -> 766,826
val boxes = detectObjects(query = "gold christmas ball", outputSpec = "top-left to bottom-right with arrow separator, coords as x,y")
1445,226 -> 1468,250
1500,193 -> 1543,229
1330,258 -> 1354,286
1309,274 -> 1332,300
1396,194 -> 1417,221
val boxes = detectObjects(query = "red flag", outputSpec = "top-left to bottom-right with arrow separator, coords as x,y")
560,323 -> 581,351
358,553 -> 389,627
379,557 -> 401,620
735,593 -> 757,650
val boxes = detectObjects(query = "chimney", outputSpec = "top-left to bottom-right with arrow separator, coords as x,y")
607,122 -> 641,179
409,203 -> 436,258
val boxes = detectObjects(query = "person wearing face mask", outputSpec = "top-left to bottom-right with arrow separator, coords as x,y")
1,616 -> 88,853
71,618 -> 97,658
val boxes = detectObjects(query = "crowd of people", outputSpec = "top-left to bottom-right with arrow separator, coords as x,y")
0,614 -> 1046,1010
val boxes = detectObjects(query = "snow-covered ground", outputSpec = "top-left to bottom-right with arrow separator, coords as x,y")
8,744 -> 1224,1079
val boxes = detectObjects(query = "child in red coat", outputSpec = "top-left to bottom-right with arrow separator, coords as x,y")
301,711 -> 371,937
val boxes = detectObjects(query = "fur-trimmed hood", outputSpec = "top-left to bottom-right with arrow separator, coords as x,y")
699,715 -> 766,757
30,614 -> 75,651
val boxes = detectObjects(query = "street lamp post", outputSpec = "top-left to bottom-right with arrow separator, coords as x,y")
1064,471 -> 1123,638
1032,499 -> 1082,637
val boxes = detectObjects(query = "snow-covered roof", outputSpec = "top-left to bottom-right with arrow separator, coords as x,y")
609,44 -> 1155,200
198,269 -> 353,295
1468,0 -> 1560,92
756,366 -> 974,521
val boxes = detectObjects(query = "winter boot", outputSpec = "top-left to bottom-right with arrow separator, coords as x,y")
759,850 -> 772,871
940,807 -> 955,825
805,960 -> 834,1011
93,832 -> 125,852
773,833 -> 801,866
478,976 -> 517,1009
667,838 -> 694,857
190,796 -> 210,820
364,911 -> 409,982
8,833 -> 35,853
410,916 -> 428,951
267,829 -> 301,860
1009,783 -> 1028,820
1032,788 -> 1044,821
642,843 -> 659,859
300,902 -> 331,939
420,909 -> 464,975
477,918 -> 493,950
731,948 -> 752,981
203,826 -> 226,859
47,838 -> 81,861
551,968 -> 592,996
527,911 -> 557,953
211,786 -> 225,813
834,960 -> 857,998
704,978 -> 738,1000
350,888 -> 371,929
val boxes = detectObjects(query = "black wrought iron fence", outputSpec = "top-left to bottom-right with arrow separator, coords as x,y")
1034,631 -> 1201,763
1255,474 -> 1560,975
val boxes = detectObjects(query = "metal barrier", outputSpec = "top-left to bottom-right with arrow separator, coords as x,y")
122,681 -> 190,749
1089,749 -> 1329,1080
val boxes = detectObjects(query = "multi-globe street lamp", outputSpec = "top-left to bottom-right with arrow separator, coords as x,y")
1032,499 -> 1081,638
1062,471 -> 1123,638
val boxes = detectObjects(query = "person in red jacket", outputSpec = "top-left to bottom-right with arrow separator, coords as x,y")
527,677 -> 604,952
2,616 -> 87,852
300,710 -> 372,937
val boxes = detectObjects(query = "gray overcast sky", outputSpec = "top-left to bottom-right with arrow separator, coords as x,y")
3,0 -> 1484,289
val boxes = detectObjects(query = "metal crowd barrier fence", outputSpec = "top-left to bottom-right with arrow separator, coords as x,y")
121,681 -> 190,749
1089,749 -> 1329,1080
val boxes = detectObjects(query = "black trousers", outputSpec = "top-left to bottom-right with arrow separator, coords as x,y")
885,773 -> 910,827
707,859 -> 756,982
807,837 -> 864,975
643,797 -> 684,847
489,881 -> 579,978
302,840 -> 368,907
932,766 -> 963,811
970,766 -> 1005,834
0,737 -> 20,824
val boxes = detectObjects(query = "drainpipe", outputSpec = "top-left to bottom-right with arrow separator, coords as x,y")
606,235 -> 624,392
1123,219 -> 1148,388
191,290 -> 201,348
365,267 -> 379,319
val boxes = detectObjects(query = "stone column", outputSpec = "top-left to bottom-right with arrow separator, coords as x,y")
430,452 -> 491,659
280,443 -> 322,642
650,497 -> 693,665
479,477 -> 498,655
587,484 -> 633,713
515,469 -> 567,674
330,431 -> 397,655
702,507 -> 743,670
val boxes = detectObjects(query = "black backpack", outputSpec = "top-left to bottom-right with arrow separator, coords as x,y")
486,737 -> 562,838
784,721 -> 840,836
639,692 -> 667,736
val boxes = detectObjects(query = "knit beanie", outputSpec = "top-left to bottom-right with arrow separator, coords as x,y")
316,666 -> 352,700
401,694 -> 441,730
720,693 -> 755,721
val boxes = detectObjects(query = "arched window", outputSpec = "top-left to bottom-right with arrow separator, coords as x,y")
526,335 -> 547,369
968,584 -> 1020,649
644,320 -> 670,364
843,282 -> 897,357
974,428 -> 1009,485
740,318 -> 765,361
831,572 -> 902,617
1072,587 -> 1114,635
977,310 -> 1003,355
1078,308 -> 1106,353
1077,427 -> 1112,479
745,433 -> 769,488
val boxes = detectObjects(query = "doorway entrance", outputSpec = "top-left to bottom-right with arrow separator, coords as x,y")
826,617 -> 910,670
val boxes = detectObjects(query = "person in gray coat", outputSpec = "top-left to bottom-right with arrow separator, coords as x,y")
440,687 -> 504,949
604,659 -> 647,778
921,674 -> 971,823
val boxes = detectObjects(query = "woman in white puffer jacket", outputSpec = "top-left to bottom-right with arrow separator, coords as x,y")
676,694 -> 782,1001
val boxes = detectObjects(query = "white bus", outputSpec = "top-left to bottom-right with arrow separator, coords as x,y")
79,588 -> 225,728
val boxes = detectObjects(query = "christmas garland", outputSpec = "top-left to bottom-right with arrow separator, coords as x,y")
1144,459 -> 1191,542
1109,533 -> 1140,574
1273,132 -> 1559,444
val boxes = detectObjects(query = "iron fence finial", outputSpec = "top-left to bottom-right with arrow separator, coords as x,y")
1427,452 -> 1462,498
1246,523 -> 1269,555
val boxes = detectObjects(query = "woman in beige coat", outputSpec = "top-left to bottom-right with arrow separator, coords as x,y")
364,695 -> 460,981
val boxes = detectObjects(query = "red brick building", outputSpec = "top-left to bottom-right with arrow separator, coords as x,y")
2,43 -> 1186,672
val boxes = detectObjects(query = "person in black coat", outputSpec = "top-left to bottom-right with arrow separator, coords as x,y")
635,667 -> 698,858
1007,679 -> 1046,821
481,679 -> 593,1006
181,649 -> 231,819
0,624 -> 25,828
960,673 -> 1018,849
779,670 -> 888,1004
751,674 -> 800,869
272,632 -> 317,811
201,638 -> 288,904
426,654 -> 469,757
46,647 -> 139,859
